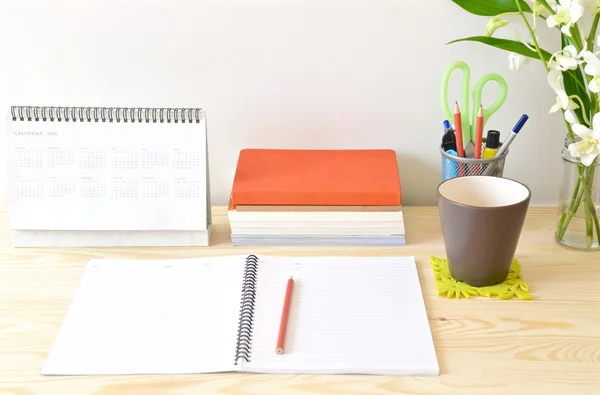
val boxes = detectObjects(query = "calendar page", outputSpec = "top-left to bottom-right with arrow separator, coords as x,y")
7,118 -> 208,231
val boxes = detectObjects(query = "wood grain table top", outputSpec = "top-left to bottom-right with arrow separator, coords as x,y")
1,206 -> 598,395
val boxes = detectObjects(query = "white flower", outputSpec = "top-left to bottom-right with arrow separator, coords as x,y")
508,30 -> 535,71
509,52 -> 530,70
551,45 -> 584,71
570,113 -> 600,166
581,51 -> 600,92
547,0 -> 585,36
547,69 -> 579,123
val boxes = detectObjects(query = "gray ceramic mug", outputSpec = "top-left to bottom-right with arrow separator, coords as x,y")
437,176 -> 531,287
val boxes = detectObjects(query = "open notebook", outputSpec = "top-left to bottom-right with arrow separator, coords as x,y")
42,255 -> 439,376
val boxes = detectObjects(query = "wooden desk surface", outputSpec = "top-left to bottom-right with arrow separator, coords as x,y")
1,206 -> 598,395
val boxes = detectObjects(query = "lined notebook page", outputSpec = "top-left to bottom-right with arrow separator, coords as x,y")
42,256 -> 245,375
244,256 -> 439,375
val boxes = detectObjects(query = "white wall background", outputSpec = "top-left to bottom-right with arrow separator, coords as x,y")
0,0 -> 563,207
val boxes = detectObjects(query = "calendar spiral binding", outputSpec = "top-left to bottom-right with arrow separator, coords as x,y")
10,106 -> 203,123
234,254 -> 259,365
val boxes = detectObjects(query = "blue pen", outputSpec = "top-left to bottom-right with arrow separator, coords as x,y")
496,114 -> 528,157
443,120 -> 452,132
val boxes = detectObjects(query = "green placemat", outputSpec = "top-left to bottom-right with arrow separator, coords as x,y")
430,256 -> 532,300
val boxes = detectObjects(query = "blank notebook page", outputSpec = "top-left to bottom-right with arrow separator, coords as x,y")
244,256 -> 439,375
42,256 -> 245,375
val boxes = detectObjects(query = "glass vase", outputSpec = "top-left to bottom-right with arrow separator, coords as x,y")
555,137 -> 600,250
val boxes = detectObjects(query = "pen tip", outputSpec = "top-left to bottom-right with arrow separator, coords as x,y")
513,114 -> 529,133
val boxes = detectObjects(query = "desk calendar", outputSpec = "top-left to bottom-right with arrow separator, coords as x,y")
6,106 -> 211,247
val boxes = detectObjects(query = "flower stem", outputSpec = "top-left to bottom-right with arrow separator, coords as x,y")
584,166 -> 600,246
584,193 -> 600,246
568,95 -> 592,125
556,166 -> 585,241
560,164 -> 600,248
584,189 -> 593,248
565,169 -> 582,212
515,0 -> 548,71
587,13 -> 600,52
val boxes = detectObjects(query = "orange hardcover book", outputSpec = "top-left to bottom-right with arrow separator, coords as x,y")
230,149 -> 401,208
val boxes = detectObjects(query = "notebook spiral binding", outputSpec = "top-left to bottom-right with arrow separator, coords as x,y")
10,106 -> 203,123
234,254 -> 259,365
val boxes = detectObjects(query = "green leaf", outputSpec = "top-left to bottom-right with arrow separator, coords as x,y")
562,71 -> 589,126
447,36 -> 552,62
451,0 -> 532,16
561,35 -> 589,126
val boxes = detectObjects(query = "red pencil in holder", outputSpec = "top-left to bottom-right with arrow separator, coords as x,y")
453,103 -> 465,176
474,106 -> 484,174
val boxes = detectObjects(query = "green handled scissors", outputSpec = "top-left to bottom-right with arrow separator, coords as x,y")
440,60 -> 508,148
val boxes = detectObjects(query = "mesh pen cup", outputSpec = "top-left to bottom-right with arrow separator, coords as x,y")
440,142 -> 508,181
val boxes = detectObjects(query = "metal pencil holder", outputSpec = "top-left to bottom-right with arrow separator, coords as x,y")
440,141 -> 508,181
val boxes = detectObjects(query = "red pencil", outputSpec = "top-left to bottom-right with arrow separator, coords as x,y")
276,277 -> 294,354
474,105 -> 484,160
453,102 -> 465,158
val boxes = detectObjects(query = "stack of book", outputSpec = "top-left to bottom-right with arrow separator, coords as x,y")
227,149 -> 405,246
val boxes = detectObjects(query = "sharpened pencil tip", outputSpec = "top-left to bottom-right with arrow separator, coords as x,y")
454,102 -> 460,113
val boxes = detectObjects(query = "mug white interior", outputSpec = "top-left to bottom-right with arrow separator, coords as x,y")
438,176 -> 530,208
